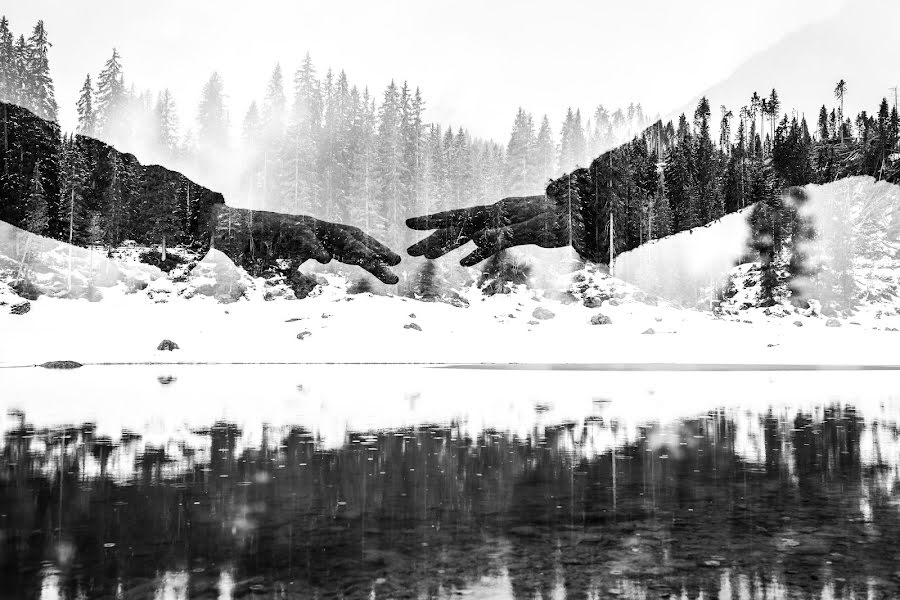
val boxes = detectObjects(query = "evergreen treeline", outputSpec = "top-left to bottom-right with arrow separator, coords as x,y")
547,88 -> 900,306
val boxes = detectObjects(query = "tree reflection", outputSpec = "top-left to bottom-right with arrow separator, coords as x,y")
0,404 -> 898,599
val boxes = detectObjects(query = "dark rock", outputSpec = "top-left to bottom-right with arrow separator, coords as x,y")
590,313 -> 612,325
825,318 -> 841,328
157,375 -> 177,384
409,313 -> 416,318
157,339 -> 179,351
321,313 -> 331,319
287,271 -> 320,299
582,296 -> 604,309
39,360 -> 82,369
527,320 -> 539,325
532,307 -> 555,320
793,320 -> 803,327
641,328 -> 655,335
297,331 -> 312,340
507,313 -> 515,318
10,301 -> 31,315
284,317 -> 304,323
404,323 -> 422,331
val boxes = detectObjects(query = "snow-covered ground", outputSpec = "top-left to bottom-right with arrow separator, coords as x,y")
1,256 -> 899,366
3,175 -> 900,367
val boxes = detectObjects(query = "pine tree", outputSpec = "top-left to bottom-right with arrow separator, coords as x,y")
817,105 -> 829,141
0,17 -> 15,104
197,71 -> 229,149
534,115 -> 555,186
12,35 -> 28,108
558,107 -> 586,172
76,74 -> 96,136
504,108 -> 536,195
834,79 -> 847,144
24,160 -> 48,235
154,88 -> 178,159
95,49 -> 127,140
374,80 -> 404,244
285,53 -> 322,215
25,20 -> 57,121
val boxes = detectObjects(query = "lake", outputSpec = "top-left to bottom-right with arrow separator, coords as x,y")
2,365 -> 900,599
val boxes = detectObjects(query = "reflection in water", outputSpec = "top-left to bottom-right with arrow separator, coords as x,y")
2,400 -> 900,598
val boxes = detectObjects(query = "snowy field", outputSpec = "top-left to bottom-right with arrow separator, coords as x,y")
2,266 -> 900,367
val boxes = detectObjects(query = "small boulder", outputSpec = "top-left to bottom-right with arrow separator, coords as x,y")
157,339 -> 179,351
297,331 -> 312,340
608,298 -> 620,307
641,328 -> 655,335
825,318 -> 841,328
39,360 -> 82,369
321,313 -> 331,319
409,313 -> 416,318
582,296 -> 603,309
590,313 -> 612,325
558,292 -> 579,305
527,320 -> 540,325
404,323 -> 422,331
10,301 -> 30,315
793,320 -> 803,327
532,307 -> 555,320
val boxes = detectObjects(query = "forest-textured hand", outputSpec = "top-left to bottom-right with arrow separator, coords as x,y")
214,206 -> 402,284
406,167 -> 606,265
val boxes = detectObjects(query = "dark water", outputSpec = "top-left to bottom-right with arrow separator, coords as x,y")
2,372 -> 900,599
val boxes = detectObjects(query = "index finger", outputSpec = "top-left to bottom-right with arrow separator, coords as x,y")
405,205 -> 489,230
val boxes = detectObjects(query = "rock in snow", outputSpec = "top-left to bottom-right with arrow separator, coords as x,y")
532,307 -> 555,320
10,301 -> 30,315
404,323 -> 422,331
39,360 -> 82,369
642,328 -> 656,335
590,313 -> 612,325
826,318 -> 842,328
297,331 -> 312,340
157,339 -> 179,351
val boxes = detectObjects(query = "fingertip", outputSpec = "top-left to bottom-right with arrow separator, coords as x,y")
382,273 -> 400,285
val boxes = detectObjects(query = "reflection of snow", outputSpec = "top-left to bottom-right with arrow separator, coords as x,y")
4,366 -> 900,485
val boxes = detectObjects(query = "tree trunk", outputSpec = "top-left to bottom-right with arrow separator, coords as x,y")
161,235 -> 167,262
2,103 -> 8,177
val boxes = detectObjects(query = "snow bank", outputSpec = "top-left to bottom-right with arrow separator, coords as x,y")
0,220 -> 162,299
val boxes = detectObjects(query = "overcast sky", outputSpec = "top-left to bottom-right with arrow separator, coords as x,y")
4,0 -> 855,142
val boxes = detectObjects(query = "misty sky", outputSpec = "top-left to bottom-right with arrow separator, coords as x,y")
3,0 -> 856,142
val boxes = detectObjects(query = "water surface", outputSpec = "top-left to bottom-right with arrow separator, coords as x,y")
2,366 -> 900,599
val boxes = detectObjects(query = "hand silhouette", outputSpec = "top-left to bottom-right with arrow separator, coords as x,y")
214,207 -> 402,284
406,192 -> 589,266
